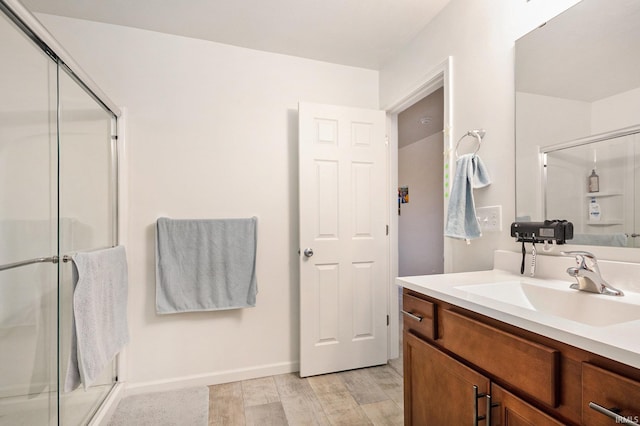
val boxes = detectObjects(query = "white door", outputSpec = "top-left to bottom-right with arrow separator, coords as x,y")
298,102 -> 388,378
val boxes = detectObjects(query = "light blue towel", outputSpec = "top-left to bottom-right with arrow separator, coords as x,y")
155,217 -> 258,314
64,246 -> 129,391
444,154 -> 491,241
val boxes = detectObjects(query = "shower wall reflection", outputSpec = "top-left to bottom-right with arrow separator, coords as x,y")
543,131 -> 640,248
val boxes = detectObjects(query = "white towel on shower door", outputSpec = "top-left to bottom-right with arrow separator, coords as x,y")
64,246 -> 129,391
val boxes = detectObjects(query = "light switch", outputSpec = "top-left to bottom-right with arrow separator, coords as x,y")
476,205 -> 502,232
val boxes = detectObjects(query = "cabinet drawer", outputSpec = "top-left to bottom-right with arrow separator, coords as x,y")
582,363 -> 640,426
441,309 -> 560,407
402,293 -> 436,340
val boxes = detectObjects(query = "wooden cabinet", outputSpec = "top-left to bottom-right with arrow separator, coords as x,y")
404,332 -> 490,425
402,288 -> 640,426
582,363 -> 640,425
403,328 -> 557,426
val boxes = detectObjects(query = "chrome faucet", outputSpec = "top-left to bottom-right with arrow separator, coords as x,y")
561,251 -> 624,296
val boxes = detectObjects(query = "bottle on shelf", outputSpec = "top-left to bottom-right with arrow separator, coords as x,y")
588,169 -> 600,193
589,197 -> 601,222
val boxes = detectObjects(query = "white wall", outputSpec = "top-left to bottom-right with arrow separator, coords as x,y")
380,0 -> 582,272
515,92 -> 591,222
398,132 -> 444,276
36,14 -> 379,387
591,86 -> 640,134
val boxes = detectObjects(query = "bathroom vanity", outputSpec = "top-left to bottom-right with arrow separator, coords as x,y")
398,251 -> 640,425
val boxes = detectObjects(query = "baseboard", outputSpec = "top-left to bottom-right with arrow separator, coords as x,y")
123,361 -> 300,396
88,382 -> 125,426
0,381 -> 52,399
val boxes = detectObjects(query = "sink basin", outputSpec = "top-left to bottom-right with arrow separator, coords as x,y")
455,280 -> 640,327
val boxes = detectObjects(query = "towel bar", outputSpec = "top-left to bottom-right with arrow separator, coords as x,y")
0,256 -> 58,272
0,245 -> 116,272
455,129 -> 485,158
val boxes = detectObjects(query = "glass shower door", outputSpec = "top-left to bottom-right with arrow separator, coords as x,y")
0,9 -> 58,426
1,5 -> 120,424
57,66 -> 118,425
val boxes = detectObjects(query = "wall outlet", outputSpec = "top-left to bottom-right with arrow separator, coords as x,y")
476,205 -> 502,232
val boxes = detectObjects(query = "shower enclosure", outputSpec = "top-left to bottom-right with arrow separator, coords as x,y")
0,0 -> 122,424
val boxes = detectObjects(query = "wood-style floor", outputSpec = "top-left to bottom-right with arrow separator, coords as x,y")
208,357 -> 403,425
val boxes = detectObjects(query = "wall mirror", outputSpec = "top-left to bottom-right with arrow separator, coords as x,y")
515,0 -> 640,248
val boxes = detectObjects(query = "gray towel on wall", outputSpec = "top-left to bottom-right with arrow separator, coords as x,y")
155,217 -> 258,314
64,246 -> 129,392
444,153 -> 491,241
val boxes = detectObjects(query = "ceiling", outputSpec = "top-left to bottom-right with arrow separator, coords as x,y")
398,88 -> 444,148
22,0 -> 452,70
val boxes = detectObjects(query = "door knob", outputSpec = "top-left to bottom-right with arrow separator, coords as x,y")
303,248 -> 314,258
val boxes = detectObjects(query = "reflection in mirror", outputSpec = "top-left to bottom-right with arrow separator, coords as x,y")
515,0 -> 640,248
543,128 -> 639,247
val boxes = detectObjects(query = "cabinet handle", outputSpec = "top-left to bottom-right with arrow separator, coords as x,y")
401,310 -> 423,322
589,402 -> 640,426
473,385 -> 491,426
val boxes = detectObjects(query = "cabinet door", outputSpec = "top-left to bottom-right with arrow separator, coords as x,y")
582,363 -> 640,426
491,384 -> 565,426
404,332 -> 490,425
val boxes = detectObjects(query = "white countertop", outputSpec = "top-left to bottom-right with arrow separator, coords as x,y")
397,251 -> 640,370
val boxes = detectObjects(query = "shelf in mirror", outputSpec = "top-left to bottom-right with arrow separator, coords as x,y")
587,220 -> 623,226
585,192 -> 623,198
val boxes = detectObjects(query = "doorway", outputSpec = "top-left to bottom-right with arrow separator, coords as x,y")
397,88 -> 445,277
384,57 -> 452,362
392,88 -> 445,370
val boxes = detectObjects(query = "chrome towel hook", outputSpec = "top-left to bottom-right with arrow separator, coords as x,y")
455,129 -> 485,158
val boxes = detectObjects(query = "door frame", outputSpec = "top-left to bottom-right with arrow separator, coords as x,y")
383,56 -> 453,359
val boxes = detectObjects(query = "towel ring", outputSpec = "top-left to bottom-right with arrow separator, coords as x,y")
455,129 -> 485,158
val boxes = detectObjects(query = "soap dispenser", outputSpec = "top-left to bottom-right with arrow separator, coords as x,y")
588,169 -> 599,193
